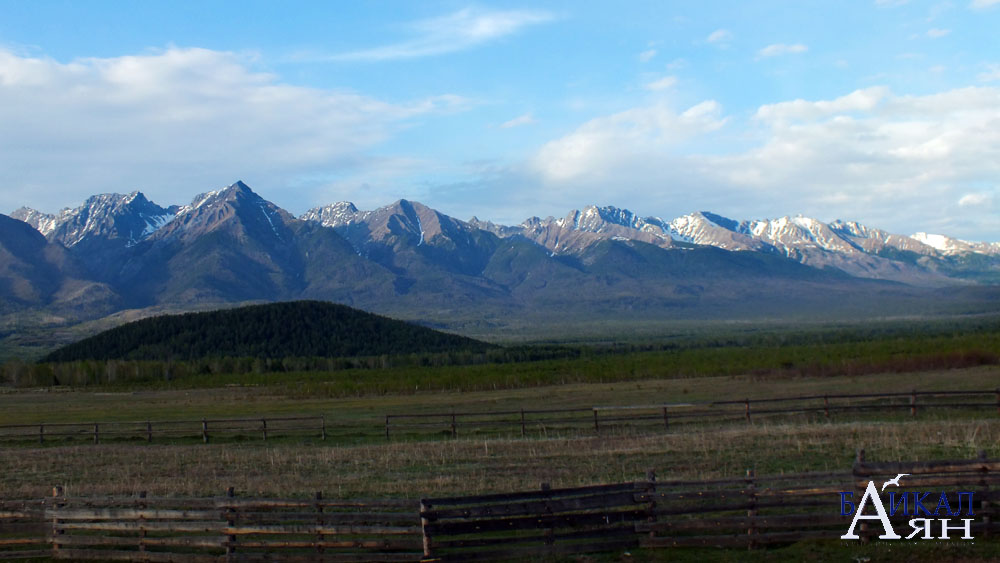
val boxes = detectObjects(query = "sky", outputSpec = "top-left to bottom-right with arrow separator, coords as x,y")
1,0 -> 998,240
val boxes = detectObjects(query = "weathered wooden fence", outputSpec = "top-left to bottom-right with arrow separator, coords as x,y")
1,454 -> 998,561
0,499 -> 47,560
419,453 -> 1000,560
46,488 -> 421,562
419,480 -> 652,561
0,415 -> 326,445
387,389 -> 1000,440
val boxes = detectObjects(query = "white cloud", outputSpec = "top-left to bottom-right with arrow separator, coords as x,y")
500,113 -> 536,129
757,43 -> 809,58
326,8 -> 554,61
644,76 -> 677,91
706,29 -> 733,44
0,47 -> 467,213
638,49 -> 657,62
533,101 -> 726,182
958,193 -> 994,207
970,0 -> 1000,9
926,28 -> 952,38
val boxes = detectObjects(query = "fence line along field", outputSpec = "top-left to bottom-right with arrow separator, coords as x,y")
1,387 -> 996,446
1,453 -> 997,561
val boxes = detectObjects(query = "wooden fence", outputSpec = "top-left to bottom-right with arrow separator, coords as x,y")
0,499 -> 47,560
387,389 -> 1000,440
420,452 -> 1000,561
0,453 -> 997,561
1,389 -> 996,447
43,488 -> 421,562
0,416 -> 326,445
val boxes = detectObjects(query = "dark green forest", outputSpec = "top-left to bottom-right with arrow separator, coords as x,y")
41,301 -> 493,362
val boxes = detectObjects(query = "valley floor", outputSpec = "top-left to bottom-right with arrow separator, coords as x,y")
0,366 -> 997,498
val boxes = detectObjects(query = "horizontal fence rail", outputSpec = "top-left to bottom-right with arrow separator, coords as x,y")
0,453 -> 998,561
47,488 -> 421,562
1,390 -> 996,448
0,416 -> 326,445
387,389 -> 1000,440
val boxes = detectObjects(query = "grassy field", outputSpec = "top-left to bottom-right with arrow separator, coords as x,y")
0,365 -> 997,499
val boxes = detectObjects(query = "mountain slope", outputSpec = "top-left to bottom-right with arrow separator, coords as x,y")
0,214 -> 120,318
4,181 -> 1000,351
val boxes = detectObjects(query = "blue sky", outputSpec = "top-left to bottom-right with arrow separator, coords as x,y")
1,0 -> 998,240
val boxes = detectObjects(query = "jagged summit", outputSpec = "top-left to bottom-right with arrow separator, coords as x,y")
12,191 -> 174,248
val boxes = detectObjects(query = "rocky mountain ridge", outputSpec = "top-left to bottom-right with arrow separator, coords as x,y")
3,181 -> 999,349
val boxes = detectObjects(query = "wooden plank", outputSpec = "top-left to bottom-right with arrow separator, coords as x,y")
422,490 -> 637,521
425,508 -> 647,536
232,554 -> 419,562
431,537 -> 637,562
53,548 -> 218,562
55,534 -> 226,549
640,529 -> 834,548
55,520 -> 226,533
422,482 -> 648,507
225,524 -> 420,536
50,507 -> 220,520
217,498 -> 417,510
0,523 -> 47,536
0,550 -> 50,560
232,538 -> 421,550
232,511 -> 418,525
0,510 -> 44,518
0,538 -> 48,546
433,524 -> 635,550
636,513 -> 849,533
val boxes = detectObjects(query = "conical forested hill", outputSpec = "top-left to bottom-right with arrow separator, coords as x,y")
42,301 -> 492,362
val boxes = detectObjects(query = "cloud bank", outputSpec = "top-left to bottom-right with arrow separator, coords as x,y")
522,85 -> 1000,239
0,47 -> 464,212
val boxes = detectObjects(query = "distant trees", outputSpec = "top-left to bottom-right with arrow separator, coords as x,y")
41,301 -> 493,362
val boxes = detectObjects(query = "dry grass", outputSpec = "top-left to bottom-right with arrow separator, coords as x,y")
2,417 -> 996,500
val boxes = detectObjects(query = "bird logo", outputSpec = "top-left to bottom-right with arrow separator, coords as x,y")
881,473 -> 910,491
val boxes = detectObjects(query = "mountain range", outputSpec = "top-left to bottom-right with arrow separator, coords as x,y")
3,181 -> 999,350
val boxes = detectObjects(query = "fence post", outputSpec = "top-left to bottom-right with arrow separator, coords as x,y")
202,419 -> 209,443
450,412 -> 457,438
541,483 -> 554,549
662,406 -> 669,430
225,487 -> 236,560
420,500 -> 434,559
745,399 -> 751,424
520,409 -> 526,438
93,423 -> 99,444
138,491 -> 147,555
261,418 -> 267,441
39,423 -> 44,444
995,387 -> 999,415
385,415 -> 390,440
646,470 -> 658,539
315,491 -> 324,556
593,409 -> 600,433
146,421 -> 152,443
321,416 -> 326,440
746,469 -> 758,549
910,390 -> 917,417
51,486 -> 64,558
824,395 -> 830,420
